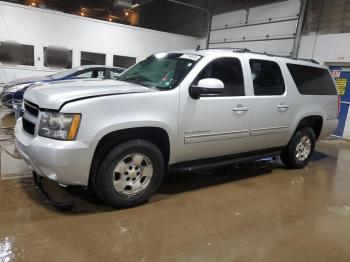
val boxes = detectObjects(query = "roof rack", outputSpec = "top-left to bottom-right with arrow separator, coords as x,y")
195,45 -> 250,52
194,46 -> 319,64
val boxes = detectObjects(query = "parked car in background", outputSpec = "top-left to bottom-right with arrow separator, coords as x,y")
0,65 -> 125,108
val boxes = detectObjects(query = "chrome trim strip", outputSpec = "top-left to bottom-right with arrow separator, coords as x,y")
250,126 -> 288,136
185,130 -> 249,144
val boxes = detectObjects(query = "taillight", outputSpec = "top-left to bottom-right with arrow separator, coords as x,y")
337,96 -> 341,118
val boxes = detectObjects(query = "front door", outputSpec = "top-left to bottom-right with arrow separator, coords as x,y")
178,56 -> 251,162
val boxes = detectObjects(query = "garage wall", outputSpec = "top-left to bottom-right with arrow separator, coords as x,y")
208,0 -> 301,56
298,0 -> 350,65
0,2 -> 200,83
298,33 -> 350,65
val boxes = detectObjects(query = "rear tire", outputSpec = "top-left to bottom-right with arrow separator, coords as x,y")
94,139 -> 164,208
280,127 -> 316,169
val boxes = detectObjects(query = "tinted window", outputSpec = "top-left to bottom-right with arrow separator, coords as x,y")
44,47 -> 72,69
250,59 -> 285,96
287,64 -> 337,95
194,57 -> 245,96
22,45 -> 35,66
113,55 -> 136,68
0,42 -> 34,66
81,52 -> 106,65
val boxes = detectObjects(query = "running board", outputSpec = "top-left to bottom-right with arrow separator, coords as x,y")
172,149 -> 282,172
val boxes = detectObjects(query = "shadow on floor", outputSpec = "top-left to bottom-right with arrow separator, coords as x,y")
21,151 -> 333,214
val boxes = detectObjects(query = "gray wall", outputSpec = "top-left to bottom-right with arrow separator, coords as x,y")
303,0 -> 350,35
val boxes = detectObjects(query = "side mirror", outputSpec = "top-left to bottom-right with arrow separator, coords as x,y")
189,78 -> 224,99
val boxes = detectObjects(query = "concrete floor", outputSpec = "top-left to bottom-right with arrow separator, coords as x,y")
1,108 -> 350,262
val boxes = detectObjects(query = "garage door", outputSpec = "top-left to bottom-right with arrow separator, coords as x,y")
209,0 -> 301,56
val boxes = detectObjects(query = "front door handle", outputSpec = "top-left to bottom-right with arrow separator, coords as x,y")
233,104 -> 248,113
277,103 -> 290,110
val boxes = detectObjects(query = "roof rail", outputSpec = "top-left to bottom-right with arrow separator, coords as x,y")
195,46 -> 251,52
296,58 -> 319,64
194,46 -> 319,64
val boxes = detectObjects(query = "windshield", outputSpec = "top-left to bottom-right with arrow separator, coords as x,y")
50,67 -> 81,79
116,53 -> 201,90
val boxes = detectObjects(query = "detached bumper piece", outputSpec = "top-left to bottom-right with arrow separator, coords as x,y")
32,172 -> 74,212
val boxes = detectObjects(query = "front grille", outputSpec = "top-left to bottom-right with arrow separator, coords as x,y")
22,118 -> 35,135
24,100 -> 39,116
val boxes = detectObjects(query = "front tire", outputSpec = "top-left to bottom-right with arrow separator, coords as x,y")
94,139 -> 164,208
281,127 -> 316,169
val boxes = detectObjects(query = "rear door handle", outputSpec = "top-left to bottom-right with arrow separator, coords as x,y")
277,104 -> 290,110
233,104 -> 248,113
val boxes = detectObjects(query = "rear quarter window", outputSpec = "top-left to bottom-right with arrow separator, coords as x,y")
287,64 -> 337,95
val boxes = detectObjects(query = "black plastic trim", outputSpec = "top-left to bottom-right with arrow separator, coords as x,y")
170,147 -> 284,172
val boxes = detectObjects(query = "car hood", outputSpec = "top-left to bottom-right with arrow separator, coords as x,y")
24,79 -> 156,110
7,75 -> 52,86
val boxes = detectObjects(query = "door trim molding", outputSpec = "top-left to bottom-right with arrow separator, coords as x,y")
250,126 -> 288,136
184,130 -> 249,144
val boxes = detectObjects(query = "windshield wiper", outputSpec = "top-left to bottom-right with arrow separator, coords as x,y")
116,77 -> 162,90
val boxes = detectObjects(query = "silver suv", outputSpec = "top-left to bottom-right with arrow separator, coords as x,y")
15,49 -> 339,208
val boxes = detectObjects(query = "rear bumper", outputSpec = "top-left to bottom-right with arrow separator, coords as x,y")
15,118 -> 93,186
320,119 -> 338,139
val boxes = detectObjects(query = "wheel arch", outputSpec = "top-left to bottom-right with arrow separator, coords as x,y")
89,126 -> 171,187
292,115 -> 324,140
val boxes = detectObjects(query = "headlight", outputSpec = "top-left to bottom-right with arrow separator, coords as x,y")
6,84 -> 29,93
38,112 -> 81,140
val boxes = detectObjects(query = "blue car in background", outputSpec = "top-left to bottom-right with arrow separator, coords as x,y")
0,65 -> 125,109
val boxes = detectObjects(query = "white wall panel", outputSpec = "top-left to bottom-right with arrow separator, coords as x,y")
248,0 -> 300,22
299,33 -> 350,64
0,2 -> 200,83
209,39 -> 294,56
210,20 -> 297,43
211,10 -> 247,30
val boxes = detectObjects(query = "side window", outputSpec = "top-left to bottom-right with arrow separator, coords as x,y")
81,52 -> 106,66
0,42 -> 34,66
110,69 -> 122,79
22,45 -> 35,66
113,55 -> 136,68
250,59 -> 285,96
194,57 -> 245,96
287,64 -> 337,95
44,46 -> 72,69
74,69 -> 106,79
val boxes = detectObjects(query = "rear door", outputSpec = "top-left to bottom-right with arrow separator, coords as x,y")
245,58 -> 291,151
